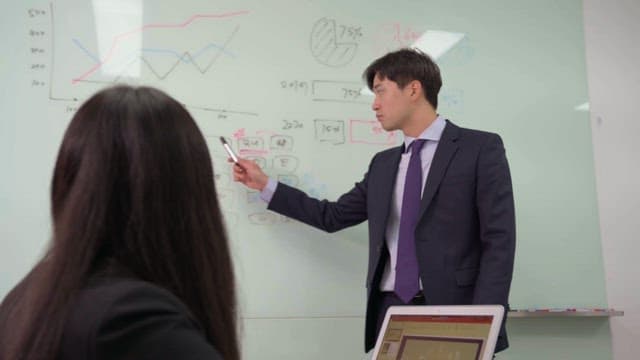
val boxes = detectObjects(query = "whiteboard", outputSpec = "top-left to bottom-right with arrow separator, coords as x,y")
0,0 -> 607,358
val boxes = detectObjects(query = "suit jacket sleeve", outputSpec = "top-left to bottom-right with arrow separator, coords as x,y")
95,282 -> 223,360
473,134 -> 516,306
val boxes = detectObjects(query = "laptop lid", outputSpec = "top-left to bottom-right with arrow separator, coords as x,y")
372,305 -> 504,360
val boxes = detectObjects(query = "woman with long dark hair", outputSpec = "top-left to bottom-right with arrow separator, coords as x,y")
0,85 -> 240,360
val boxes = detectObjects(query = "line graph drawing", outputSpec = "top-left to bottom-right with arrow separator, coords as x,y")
46,4 -> 257,117
71,26 -> 239,82
72,10 -> 249,83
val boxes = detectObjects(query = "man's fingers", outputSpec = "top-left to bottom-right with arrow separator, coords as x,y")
234,163 -> 245,173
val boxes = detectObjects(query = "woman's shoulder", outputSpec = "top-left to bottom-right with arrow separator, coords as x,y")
75,276 -> 191,319
61,276 -> 222,360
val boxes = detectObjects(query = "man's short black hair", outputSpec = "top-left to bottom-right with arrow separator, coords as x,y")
364,48 -> 442,109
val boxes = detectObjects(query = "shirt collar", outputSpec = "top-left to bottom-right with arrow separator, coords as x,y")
403,115 -> 446,151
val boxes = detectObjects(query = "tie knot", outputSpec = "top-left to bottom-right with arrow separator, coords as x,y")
408,139 -> 426,154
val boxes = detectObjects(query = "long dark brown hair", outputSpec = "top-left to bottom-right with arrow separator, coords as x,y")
0,85 -> 239,360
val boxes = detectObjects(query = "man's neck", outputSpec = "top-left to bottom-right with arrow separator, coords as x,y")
403,107 -> 438,138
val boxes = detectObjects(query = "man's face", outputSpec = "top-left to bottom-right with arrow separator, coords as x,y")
371,74 -> 413,132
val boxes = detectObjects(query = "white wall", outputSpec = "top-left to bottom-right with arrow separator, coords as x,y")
583,1 -> 640,359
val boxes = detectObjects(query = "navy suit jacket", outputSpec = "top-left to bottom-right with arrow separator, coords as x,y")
268,120 -> 516,352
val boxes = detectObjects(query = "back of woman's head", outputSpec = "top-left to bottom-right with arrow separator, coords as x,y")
0,85 -> 239,360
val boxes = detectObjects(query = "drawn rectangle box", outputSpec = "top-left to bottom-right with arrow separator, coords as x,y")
314,119 -> 345,144
311,80 -> 369,104
238,138 -> 268,158
237,137 -> 264,152
272,155 -> 299,173
270,135 -> 294,151
349,119 -> 398,145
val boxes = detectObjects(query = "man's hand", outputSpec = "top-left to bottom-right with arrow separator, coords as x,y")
231,158 -> 268,191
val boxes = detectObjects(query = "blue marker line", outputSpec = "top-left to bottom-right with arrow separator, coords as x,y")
72,38 -> 101,63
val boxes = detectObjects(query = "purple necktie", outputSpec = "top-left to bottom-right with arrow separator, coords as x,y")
395,139 -> 426,303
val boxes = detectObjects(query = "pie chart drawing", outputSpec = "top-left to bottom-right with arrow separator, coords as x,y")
310,17 -> 358,67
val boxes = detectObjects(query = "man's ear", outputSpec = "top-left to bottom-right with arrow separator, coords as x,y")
409,80 -> 422,98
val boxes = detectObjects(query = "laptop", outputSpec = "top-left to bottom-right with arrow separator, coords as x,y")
371,305 -> 504,360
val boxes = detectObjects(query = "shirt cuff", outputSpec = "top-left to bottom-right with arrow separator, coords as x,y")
259,178 -> 278,203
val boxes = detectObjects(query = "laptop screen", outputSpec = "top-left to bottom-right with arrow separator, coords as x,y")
375,314 -> 495,360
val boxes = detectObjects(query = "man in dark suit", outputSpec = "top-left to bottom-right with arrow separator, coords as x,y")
232,48 -> 516,354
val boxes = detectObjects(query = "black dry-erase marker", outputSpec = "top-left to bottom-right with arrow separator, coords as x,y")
219,137 -> 239,163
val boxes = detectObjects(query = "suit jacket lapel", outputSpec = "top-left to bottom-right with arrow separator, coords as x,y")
418,120 -> 460,219
372,146 -> 403,241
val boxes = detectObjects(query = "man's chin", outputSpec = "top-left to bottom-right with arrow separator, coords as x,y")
380,123 -> 396,132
